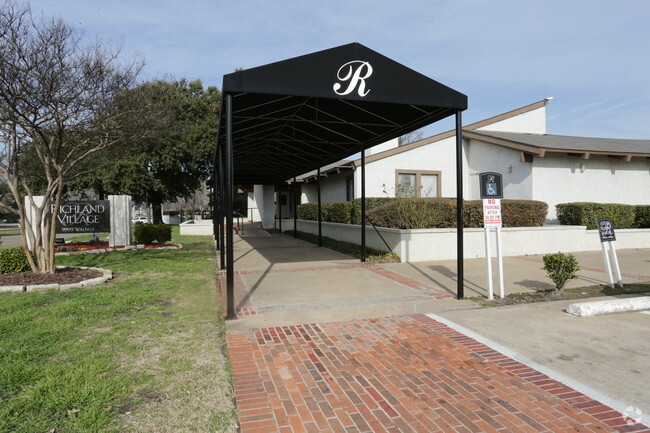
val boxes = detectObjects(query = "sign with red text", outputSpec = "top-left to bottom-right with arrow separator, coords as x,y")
483,199 -> 502,228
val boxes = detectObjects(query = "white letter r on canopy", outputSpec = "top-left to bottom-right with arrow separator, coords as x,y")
333,60 -> 373,97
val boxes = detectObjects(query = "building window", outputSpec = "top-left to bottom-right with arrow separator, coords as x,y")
395,170 -> 441,198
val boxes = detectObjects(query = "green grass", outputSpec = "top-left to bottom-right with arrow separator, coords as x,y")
0,227 -> 236,433
0,229 -> 21,236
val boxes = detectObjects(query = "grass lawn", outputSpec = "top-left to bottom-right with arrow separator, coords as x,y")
0,227 -> 237,433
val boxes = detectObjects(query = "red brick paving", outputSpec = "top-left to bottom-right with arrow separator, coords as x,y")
227,314 -> 649,433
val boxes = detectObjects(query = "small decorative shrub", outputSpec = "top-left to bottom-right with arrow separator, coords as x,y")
154,224 -> 172,243
542,252 -> 580,291
556,202 -> 636,229
133,224 -> 172,244
0,247 -> 32,274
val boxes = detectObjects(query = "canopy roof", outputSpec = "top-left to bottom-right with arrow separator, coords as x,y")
217,43 -> 467,184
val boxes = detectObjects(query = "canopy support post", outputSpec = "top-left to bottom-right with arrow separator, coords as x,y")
278,185 -> 282,233
317,167 -> 322,247
225,94 -> 236,320
455,111 -> 464,299
218,145 -> 225,270
361,148 -> 366,262
293,177 -> 298,238
213,145 -> 219,249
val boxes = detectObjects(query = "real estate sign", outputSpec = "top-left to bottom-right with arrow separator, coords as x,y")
52,200 -> 111,233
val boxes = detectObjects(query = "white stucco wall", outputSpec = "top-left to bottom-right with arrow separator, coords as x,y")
476,106 -> 547,134
466,140 -> 533,200
354,136 -> 470,198
299,173 -> 349,204
366,137 -> 399,156
531,153 -> 650,220
248,191 -> 260,222
320,172 -> 350,202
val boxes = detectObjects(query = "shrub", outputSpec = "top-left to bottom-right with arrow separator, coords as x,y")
297,203 -> 319,221
556,202 -> 636,229
133,223 -> 172,244
154,224 -> 172,243
298,198 -> 394,224
542,252 -> 580,291
323,201 -> 353,224
0,247 -> 32,274
501,200 -> 548,227
351,197 -> 395,224
366,199 -> 547,229
635,205 -> 650,228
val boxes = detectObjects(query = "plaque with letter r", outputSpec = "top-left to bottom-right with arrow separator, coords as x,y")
479,172 -> 503,199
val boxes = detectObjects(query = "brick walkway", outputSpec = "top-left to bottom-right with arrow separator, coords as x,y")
227,314 -> 649,433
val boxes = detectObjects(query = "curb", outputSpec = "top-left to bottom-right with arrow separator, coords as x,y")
566,294 -> 650,317
0,266 -> 113,293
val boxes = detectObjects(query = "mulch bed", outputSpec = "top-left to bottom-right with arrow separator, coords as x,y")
0,267 -> 102,286
475,282 -> 650,306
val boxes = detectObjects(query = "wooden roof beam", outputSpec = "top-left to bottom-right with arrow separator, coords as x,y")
608,154 -> 633,162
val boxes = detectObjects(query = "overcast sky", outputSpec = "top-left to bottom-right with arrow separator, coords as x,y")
27,0 -> 650,139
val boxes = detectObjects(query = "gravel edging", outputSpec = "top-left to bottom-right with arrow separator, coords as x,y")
2,266 -> 113,293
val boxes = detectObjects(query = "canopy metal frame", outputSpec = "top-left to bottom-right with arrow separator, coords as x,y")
214,43 -> 467,319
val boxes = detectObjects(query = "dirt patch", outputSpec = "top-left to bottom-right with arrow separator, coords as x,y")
474,282 -> 650,307
117,324 -> 237,433
0,267 -> 102,286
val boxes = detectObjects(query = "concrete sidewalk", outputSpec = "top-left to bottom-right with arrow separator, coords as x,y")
222,224 -> 650,433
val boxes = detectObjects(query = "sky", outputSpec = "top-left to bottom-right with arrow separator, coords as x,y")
26,0 -> 650,139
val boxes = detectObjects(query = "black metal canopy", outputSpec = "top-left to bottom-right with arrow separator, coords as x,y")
217,42 -> 467,184
216,43 -> 469,319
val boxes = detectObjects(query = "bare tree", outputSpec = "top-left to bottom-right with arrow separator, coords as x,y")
398,129 -> 424,146
0,2 -> 145,273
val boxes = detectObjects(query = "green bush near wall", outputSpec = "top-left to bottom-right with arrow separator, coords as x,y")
634,205 -> 650,228
297,197 -> 394,225
297,198 -> 547,229
556,203 -> 637,230
0,247 -> 32,274
133,223 -> 173,244
367,199 -> 547,229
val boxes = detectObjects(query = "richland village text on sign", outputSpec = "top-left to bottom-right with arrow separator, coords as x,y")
52,200 -> 111,233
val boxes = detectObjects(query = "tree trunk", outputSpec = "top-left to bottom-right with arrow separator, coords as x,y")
152,201 -> 163,224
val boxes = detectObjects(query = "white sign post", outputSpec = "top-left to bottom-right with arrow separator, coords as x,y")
483,198 -> 505,299
597,218 -> 623,288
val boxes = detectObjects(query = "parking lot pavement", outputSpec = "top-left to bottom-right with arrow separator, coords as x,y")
434,297 -> 650,421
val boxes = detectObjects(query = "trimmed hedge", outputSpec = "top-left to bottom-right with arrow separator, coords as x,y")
297,197 -> 394,225
0,247 -> 32,274
556,203 -> 636,230
297,198 -> 547,229
133,223 -> 172,244
634,205 -> 650,228
367,199 -> 547,229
